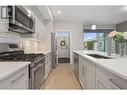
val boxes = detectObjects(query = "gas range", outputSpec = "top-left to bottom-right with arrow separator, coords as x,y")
0,50 -> 46,89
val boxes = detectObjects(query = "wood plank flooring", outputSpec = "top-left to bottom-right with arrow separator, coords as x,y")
44,64 -> 81,89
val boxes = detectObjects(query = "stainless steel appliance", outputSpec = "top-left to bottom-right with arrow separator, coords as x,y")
73,52 -> 79,79
0,50 -> 45,89
51,32 -> 57,69
8,6 -> 35,34
29,54 -> 45,89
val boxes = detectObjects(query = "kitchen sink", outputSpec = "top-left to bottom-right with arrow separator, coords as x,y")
86,54 -> 112,59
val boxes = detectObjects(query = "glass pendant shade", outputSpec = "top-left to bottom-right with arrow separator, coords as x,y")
92,24 -> 96,30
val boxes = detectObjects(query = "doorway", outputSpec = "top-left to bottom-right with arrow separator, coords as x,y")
56,31 -> 70,63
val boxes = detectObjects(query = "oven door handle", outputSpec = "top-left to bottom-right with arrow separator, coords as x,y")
32,63 -> 44,72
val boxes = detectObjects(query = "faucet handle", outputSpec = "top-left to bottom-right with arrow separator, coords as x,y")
107,51 -> 112,56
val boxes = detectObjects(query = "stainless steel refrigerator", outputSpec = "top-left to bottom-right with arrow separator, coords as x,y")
51,32 -> 57,69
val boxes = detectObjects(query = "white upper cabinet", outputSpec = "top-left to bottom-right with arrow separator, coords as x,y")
0,6 -> 9,33
20,6 -> 46,41
0,22 -> 8,33
34,17 -> 45,41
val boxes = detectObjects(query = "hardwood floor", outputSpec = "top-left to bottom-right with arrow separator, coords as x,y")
43,64 -> 81,89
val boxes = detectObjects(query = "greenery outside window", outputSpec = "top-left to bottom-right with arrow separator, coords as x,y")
83,29 -> 114,52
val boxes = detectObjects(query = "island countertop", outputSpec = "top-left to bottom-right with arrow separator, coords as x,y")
73,50 -> 127,80
0,62 -> 30,81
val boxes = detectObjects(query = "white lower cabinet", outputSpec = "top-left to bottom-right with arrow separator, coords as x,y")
109,70 -> 127,89
96,66 -> 113,89
79,58 -> 86,88
78,55 -> 127,89
85,60 -> 96,89
45,52 -> 52,79
0,66 -> 28,89
96,66 -> 127,89
79,56 -> 96,89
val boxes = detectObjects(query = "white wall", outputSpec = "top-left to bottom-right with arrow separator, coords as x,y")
54,22 -> 84,63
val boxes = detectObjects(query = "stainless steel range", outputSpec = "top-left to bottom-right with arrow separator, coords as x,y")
0,50 -> 45,89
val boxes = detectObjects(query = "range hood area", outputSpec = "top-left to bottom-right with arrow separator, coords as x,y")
9,23 -> 34,34
7,6 -> 35,34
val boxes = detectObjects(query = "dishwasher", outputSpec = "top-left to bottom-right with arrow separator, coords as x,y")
73,52 -> 79,80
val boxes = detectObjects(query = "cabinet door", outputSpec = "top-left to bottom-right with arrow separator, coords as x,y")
37,19 -> 45,41
85,59 -> 96,89
45,52 -> 52,79
0,66 -> 28,89
13,79 -> 28,89
79,63 -> 85,88
33,17 -> 38,39
79,56 -> 86,89
96,66 -> 112,89
85,68 -> 95,89
110,73 -> 127,89
96,78 -> 112,89
34,17 -> 45,41
0,6 -> 9,32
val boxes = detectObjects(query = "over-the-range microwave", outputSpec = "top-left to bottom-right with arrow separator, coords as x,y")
8,6 -> 35,34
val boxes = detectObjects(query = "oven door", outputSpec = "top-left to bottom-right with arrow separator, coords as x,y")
31,62 -> 45,89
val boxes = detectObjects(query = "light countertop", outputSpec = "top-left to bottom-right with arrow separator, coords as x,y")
38,50 -> 52,55
24,50 -> 52,55
73,50 -> 127,80
0,62 -> 30,81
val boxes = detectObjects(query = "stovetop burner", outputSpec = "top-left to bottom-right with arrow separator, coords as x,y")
0,51 -> 45,62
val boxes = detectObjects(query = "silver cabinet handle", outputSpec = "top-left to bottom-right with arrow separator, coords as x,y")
11,73 -> 25,83
109,79 -> 123,89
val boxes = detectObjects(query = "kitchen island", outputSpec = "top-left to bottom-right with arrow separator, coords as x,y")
73,50 -> 127,89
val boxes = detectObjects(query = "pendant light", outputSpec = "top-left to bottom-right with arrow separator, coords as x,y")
92,24 -> 96,30
92,6 -> 96,30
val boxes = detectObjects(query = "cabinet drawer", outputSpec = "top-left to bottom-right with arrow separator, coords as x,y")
96,66 -> 127,89
96,66 -> 111,78
85,59 -> 95,73
96,66 -> 111,79
79,56 -> 86,66
110,73 -> 127,89
96,66 -> 112,87
0,66 -> 28,89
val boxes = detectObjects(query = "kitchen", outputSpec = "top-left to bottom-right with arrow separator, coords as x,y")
0,5 -> 127,90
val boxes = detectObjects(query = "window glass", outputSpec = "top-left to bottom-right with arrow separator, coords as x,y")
84,32 -> 106,51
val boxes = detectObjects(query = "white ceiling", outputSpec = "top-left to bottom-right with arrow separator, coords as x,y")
51,6 -> 127,25
38,6 -> 127,25
37,6 -> 51,20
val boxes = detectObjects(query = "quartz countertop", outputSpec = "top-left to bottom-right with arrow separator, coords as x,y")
73,50 -> 127,80
38,50 -> 52,55
24,50 -> 52,55
0,62 -> 30,81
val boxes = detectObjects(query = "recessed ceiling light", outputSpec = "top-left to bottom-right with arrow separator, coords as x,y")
57,11 -> 61,14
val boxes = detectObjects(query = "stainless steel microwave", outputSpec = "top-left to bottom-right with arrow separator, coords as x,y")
8,6 -> 35,34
